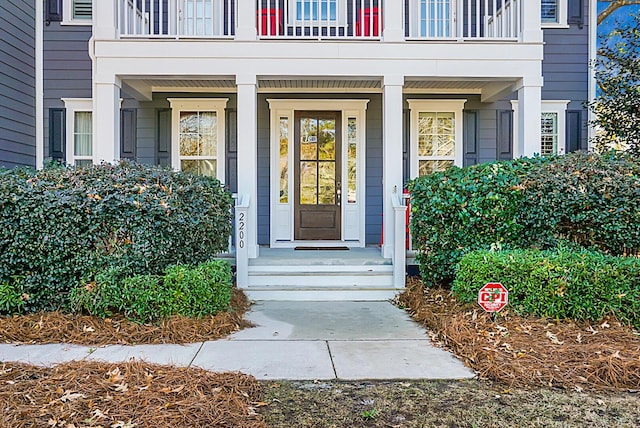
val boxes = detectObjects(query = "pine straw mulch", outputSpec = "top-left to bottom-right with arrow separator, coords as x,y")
0,288 -> 253,346
397,277 -> 640,393
0,360 -> 266,428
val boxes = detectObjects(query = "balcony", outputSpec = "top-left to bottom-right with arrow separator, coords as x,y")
116,0 -> 526,41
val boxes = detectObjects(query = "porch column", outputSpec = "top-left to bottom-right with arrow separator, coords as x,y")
93,0 -> 118,40
520,0 -> 543,43
236,0 -> 257,41
516,84 -> 542,158
236,74 -> 259,259
383,2 -> 404,42
93,77 -> 121,163
382,75 -> 405,259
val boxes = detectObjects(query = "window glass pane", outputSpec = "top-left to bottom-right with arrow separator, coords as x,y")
180,112 -> 198,133
318,118 -> 336,161
541,0 -> 558,23
74,111 -> 92,157
347,117 -> 357,204
318,162 -> 336,204
419,160 -> 454,176
181,159 -> 217,177
179,111 -> 217,157
300,118 -> 318,160
279,117 -> 289,203
75,159 -> 93,167
417,110 -> 456,176
73,0 -> 92,19
300,161 -> 318,205
541,112 -> 558,155
421,0 -> 451,37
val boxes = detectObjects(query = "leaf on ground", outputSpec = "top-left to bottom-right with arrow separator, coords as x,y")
60,391 -> 87,402
546,331 -> 564,345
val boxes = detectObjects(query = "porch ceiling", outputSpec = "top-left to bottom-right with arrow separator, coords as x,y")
258,79 -> 382,90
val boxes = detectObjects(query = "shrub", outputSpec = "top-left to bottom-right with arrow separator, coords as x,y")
520,151 -> 640,254
453,249 -> 640,328
407,157 -> 549,286
70,260 -> 233,323
0,161 -> 233,313
0,280 -> 26,315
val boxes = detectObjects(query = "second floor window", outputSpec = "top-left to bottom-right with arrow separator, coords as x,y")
296,0 -> 337,21
63,0 -> 92,24
541,0 -> 558,23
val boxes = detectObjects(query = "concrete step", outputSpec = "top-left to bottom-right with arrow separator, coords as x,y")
243,288 -> 400,301
247,264 -> 394,288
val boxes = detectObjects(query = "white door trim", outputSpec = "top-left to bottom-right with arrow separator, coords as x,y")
267,99 -> 369,248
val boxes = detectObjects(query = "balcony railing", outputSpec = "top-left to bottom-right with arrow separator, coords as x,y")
116,0 -> 523,41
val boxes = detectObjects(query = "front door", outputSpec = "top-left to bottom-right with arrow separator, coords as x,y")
294,111 -> 342,240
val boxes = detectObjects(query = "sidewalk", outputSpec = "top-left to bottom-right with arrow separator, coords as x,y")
0,301 -> 475,381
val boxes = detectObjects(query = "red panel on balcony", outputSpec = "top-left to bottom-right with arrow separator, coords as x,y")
257,9 -> 283,36
355,7 -> 382,37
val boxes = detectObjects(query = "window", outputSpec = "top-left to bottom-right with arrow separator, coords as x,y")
510,100 -> 570,156
296,0 -> 337,21
62,98 -> 93,166
408,99 -> 466,177
63,0 -> 92,25
168,99 -> 228,181
420,0 -> 451,37
541,0 -> 568,28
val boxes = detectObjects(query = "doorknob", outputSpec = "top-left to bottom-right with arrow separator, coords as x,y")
336,185 -> 341,207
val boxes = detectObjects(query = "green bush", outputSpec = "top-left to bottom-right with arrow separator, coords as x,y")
0,161 -> 233,312
0,280 -> 26,314
520,152 -> 640,254
453,249 -> 640,328
70,260 -> 233,323
407,157 -> 549,286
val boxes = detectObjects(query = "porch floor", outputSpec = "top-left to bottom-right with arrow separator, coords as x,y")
250,247 -> 390,266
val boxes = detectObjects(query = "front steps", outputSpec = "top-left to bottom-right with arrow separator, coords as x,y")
241,248 -> 400,301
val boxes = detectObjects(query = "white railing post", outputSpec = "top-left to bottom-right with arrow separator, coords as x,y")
236,0 -> 257,40
392,194 -> 407,289
93,0 -> 118,40
520,0 -> 542,43
235,194 -> 250,288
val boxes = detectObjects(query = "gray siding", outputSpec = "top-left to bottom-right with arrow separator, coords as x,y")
542,1 -> 590,148
0,0 -> 36,168
43,22 -> 92,158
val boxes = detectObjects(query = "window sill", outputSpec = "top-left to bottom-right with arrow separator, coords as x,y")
542,23 -> 570,30
61,19 -> 92,26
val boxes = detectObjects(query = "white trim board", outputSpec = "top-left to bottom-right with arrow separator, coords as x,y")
267,99 -> 369,248
511,99 -> 570,155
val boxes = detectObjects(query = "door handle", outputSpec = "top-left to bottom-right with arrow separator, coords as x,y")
336,185 -> 341,207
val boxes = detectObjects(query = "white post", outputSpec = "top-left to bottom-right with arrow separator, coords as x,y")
236,0 -> 257,40
382,75 -> 404,259
520,0 -> 542,43
392,195 -> 407,288
93,78 -> 121,163
235,194 -> 250,288
93,0 -> 118,40
236,74 -> 259,259
383,0 -> 404,42
517,84 -> 542,158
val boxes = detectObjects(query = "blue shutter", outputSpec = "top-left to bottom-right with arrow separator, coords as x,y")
463,110 -> 479,167
156,109 -> 171,167
566,110 -> 583,153
568,0 -> 584,28
46,0 -> 63,22
496,110 -> 513,161
120,109 -> 137,160
226,109 -> 238,192
49,108 -> 66,162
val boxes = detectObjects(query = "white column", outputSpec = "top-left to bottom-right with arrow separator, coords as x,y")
382,75 -> 404,259
236,74 -> 259,259
236,0 -> 257,41
383,2 -> 404,42
93,0 -> 118,40
517,84 -> 542,158
520,0 -> 543,43
93,78 -> 121,163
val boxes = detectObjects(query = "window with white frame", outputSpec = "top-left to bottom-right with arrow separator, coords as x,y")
288,0 -> 345,24
62,98 -> 93,166
168,99 -> 228,180
511,100 -> 570,155
541,0 -> 567,27
408,99 -> 466,177
63,0 -> 92,25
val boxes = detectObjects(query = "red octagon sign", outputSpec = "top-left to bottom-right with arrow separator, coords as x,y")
478,283 -> 509,313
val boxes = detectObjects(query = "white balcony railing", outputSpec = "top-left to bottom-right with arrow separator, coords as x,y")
115,0 -> 523,41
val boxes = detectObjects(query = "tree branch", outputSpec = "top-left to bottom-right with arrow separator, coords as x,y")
598,1 -> 640,25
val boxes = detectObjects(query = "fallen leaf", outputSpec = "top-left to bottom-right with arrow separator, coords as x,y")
546,331 -> 564,345
83,325 -> 95,333
60,391 -> 86,402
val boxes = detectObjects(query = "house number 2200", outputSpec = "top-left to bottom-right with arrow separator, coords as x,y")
238,212 -> 245,249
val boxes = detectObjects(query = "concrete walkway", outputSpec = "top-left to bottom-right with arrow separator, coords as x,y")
0,301 -> 475,381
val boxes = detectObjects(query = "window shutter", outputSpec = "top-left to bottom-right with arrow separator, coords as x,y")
497,110 -> 513,161
566,110 -> 583,153
120,109 -> 137,160
463,110 -> 479,167
156,109 -> 171,167
568,0 -> 584,28
49,108 -> 66,162
225,109 -> 238,192
46,0 -> 63,22
73,0 -> 92,20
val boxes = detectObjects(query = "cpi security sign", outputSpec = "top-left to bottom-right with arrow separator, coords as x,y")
478,283 -> 508,313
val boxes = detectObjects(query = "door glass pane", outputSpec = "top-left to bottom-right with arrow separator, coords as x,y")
318,118 -> 336,160
181,159 -> 217,177
279,117 -> 289,203
74,112 -> 92,156
300,118 -> 318,160
300,161 -> 318,205
318,162 -> 335,204
347,117 -> 357,204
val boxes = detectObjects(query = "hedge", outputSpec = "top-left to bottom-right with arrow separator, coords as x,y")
0,161 -> 233,312
70,260 -> 233,323
453,249 -> 640,328
408,152 -> 640,286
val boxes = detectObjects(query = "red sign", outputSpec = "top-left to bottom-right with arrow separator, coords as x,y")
478,283 -> 509,313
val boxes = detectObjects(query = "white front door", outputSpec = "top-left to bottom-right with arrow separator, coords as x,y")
267,99 -> 368,247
